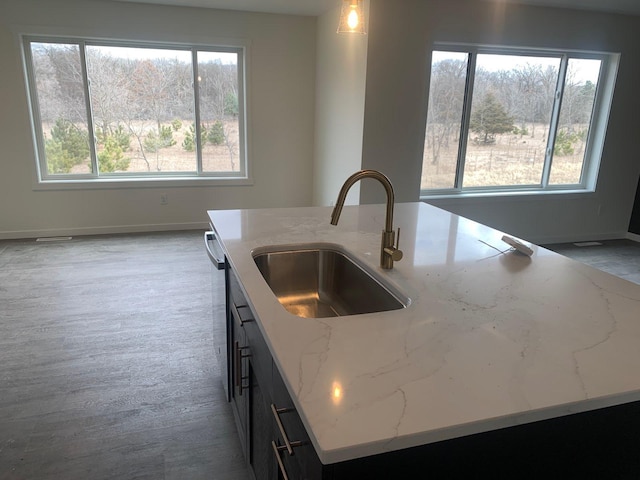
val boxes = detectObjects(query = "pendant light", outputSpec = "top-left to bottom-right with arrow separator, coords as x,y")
337,0 -> 366,34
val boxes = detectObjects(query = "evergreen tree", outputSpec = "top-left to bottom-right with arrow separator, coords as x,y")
554,129 -> 581,156
98,134 -> 131,172
96,124 -> 131,152
182,124 -> 197,152
469,92 -> 514,144
144,124 -> 176,153
207,120 -> 225,145
44,119 -> 90,173
224,93 -> 238,116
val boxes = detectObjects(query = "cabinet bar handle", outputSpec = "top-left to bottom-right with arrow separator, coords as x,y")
271,403 -> 294,455
204,231 -> 225,269
234,341 -> 241,388
271,403 -> 305,456
234,341 -> 250,395
231,301 -> 253,326
272,440 -> 289,480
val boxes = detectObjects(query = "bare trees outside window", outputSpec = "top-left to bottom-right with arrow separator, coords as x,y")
24,37 -> 245,181
422,47 -> 613,195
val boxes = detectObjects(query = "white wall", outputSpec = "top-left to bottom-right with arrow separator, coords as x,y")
0,0 -> 316,239
360,0 -> 640,244
4,0 -> 640,244
312,2 -> 369,207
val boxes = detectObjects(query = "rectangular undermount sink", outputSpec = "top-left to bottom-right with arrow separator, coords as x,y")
252,243 -> 409,318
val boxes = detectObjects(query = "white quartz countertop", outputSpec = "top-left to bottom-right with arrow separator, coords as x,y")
208,202 -> 640,465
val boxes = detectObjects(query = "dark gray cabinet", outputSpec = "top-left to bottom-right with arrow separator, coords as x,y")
250,365 -> 273,479
228,268 -> 250,458
227,264 -> 321,480
270,365 -> 322,480
630,176 -> 640,234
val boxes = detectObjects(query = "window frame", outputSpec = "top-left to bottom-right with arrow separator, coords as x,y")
21,34 -> 251,189
420,43 -> 619,199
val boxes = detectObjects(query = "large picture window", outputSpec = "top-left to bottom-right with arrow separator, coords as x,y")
421,46 -> 617,196
23,37 -> 246,183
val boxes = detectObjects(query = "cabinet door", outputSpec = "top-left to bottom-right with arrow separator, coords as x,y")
230,304 -> 250,458
250,364 -> 274,480
271,367 -> 324,480
226,264 -> 324,479
228,263 -> 257,462
631,176 -> 640,234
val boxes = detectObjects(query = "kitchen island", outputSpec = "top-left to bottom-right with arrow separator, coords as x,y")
208,202 -> 640,477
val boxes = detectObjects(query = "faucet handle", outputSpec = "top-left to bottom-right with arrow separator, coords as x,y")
383,228 -> 403,262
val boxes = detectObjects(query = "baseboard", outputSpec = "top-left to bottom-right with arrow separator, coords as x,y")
4,222 -> 637,245
0,222 -> 209,241
627,232 -> 640,243
527,231 -> 628,246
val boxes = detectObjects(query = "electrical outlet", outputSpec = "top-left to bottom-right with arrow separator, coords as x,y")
160,194 -> 169,205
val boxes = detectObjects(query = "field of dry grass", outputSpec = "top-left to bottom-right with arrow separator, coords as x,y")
422,124 -> 586,190
63,120 -> 240,175
51,119 -> 584,186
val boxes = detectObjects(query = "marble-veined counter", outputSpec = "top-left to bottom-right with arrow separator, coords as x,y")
208,202 -> 640,465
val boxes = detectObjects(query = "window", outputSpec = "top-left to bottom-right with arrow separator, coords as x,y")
421,46 -> 617,196
23,37 -> 246,183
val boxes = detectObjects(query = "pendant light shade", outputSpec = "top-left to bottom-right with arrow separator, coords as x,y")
337,0 -> 366,34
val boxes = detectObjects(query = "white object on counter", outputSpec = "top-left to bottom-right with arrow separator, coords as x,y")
501,234 -> 534,256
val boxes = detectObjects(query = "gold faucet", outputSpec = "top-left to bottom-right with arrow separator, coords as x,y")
330,170 -> 403,269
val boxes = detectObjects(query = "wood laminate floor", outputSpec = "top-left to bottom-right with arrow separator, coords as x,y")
543,238 -> 640,285
0,231 -> 251,480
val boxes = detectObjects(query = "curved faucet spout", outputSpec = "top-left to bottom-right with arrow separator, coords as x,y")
330,170 -> 395,231
330,169 -> 402,269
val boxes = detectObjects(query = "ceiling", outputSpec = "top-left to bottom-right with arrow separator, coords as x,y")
505,0 -> 640,16
111,0 -> 640,17
112,0 -> 335,16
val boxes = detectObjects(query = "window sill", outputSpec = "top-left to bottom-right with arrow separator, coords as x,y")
421,187 -> 596,205
32,176 -> 253,191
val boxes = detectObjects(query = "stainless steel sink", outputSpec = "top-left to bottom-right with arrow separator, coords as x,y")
252,244 -> 409,318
